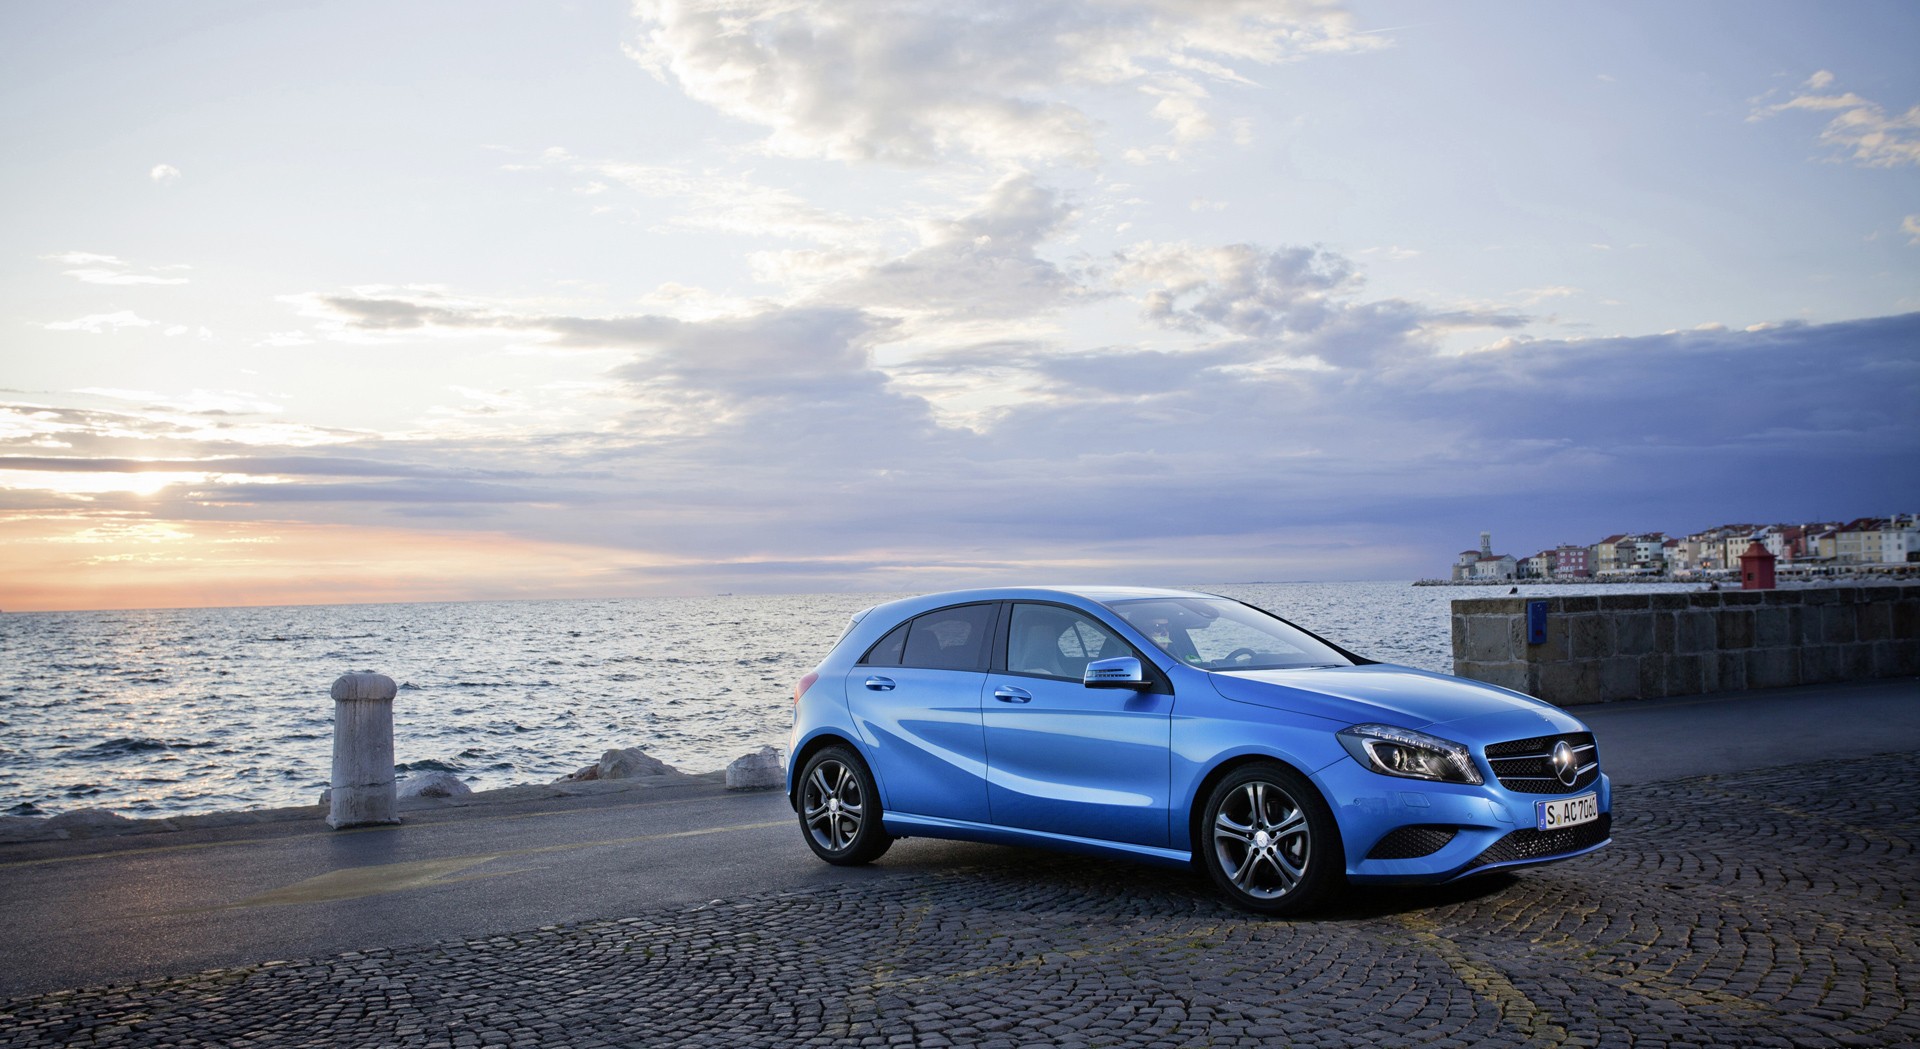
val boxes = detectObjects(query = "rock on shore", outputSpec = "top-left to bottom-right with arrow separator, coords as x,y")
725,746 -> 784,791
556,746 -> 685,783
0,808 -> 166,843
398,771 -> 473,799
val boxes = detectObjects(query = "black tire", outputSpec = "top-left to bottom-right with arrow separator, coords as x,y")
797,745 -> 893,865
1198,762 -> 1342,915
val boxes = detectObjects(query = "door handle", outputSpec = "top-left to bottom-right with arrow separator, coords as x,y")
992,686 -> 1032,703
864,676 -> 896,691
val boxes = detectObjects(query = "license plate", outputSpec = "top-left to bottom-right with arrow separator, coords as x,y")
1536,792 -> 1599,831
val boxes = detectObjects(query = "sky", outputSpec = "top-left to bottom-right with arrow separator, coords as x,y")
2,0 -> 1916,612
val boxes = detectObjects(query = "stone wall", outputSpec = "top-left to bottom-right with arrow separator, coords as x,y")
1452,585 -> 1920,705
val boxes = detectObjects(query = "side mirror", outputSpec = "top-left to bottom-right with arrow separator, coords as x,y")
1084,656 -> 1150,690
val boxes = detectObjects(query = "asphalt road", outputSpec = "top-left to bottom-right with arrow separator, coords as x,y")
1,677 -> 1914,1001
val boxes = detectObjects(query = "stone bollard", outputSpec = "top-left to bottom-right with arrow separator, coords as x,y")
328,672 -> 400,829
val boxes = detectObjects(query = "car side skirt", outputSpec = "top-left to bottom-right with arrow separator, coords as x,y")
881,812 -> 1194,868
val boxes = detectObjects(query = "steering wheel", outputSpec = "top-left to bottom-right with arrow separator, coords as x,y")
1224,647 -> 1258,664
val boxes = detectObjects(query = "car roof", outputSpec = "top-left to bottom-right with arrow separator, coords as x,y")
855,585 -> 1220,621
932,585 -> 1216,602
1030,585 -> 1220,602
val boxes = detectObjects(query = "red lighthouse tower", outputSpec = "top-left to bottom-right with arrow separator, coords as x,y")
1739,540 -> 1777,590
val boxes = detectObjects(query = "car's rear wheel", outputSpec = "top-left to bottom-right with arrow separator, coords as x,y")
798,745 -> 893,865
1199,762 -> 1341,915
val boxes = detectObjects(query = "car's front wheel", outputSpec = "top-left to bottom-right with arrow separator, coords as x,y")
1199,762 -> 1342,915
797,745 -> 893,865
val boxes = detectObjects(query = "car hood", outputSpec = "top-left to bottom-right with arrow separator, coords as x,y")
1207,664 -> 1570,732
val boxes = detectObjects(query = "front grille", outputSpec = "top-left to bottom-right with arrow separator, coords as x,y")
1366,825 -> 1458,860
1484,732 -> 1600,794
1467,813 -> 1611,869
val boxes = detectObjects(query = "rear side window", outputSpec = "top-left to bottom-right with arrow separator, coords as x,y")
863,603 -> 996,670
862,622 -> 910,666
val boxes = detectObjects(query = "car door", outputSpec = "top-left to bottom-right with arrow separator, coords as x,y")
844,602 -> 995,824
983,602 -> 1175,847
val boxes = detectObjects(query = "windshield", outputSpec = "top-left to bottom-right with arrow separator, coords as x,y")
1104,597 -> 1356,672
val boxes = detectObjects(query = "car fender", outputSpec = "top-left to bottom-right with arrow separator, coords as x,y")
785,669 -> 868,803
1169,701 -> 1351,851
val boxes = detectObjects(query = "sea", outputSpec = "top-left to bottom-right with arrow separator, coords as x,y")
0,581 -> 1705,820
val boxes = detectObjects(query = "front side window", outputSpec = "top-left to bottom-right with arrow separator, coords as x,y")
1007,604 -> 1128,680
1105,597 -> 1353,672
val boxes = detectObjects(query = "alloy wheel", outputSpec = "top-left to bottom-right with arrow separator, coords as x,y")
1212,779 -> 1312,899
802,758 -> 865,853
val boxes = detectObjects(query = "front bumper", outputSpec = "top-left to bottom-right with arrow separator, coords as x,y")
1314,756 -> 1614,885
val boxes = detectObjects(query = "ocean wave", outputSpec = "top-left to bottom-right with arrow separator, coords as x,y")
66,737 -> 219,760
395,758 -> 468,773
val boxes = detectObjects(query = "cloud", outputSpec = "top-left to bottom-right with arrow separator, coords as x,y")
150,163 -> 181,184
627,0 -> 1378,167
1515,285 -> 1577,305
1105,240 -> 1525,368
0,397 -> 352,456
292,172 -> 1089,346
41,252 -> 190,286
1116,242 -> 1362,338
43,310 -> 159,333
1751,72 -> 1920,168
289,291 -> 680,349
0,454 -> 474,478
824,173 -> 1086,320
597,306 -> 949,457
925,313 -> 1920,559
280,287 -> 565,344
1141,74 -> 1215,143
529,151 -> 878,246
70,388 -> 284,415
8,296 -> 1916,593
1904,214 -> 1920,246
312,295 -> 484,331
287,226 -> 1530,382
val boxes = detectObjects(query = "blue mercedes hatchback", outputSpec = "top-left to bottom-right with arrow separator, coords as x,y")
786,586 -> 1611,914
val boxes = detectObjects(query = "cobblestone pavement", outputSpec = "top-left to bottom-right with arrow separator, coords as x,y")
3,754 -> 1914,1049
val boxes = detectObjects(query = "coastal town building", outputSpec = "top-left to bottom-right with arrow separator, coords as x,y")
1438,514 -> 1919,582
1722,532 -> 1759,570
1667,537 -> 1698,575
1590,533 -> 1667,579
1451,531 -> 1517,582
1591,535 -> 1626,577
1673,524 -> 1762,573
1834,515 -> 1920,564
1632,534 -> 1668,568
1553,545 -> 1591,578
1516,544 -> 1592,580
1812,527 -> 1840,561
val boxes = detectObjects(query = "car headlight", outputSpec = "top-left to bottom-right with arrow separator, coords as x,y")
1338,724 -> 1483,785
